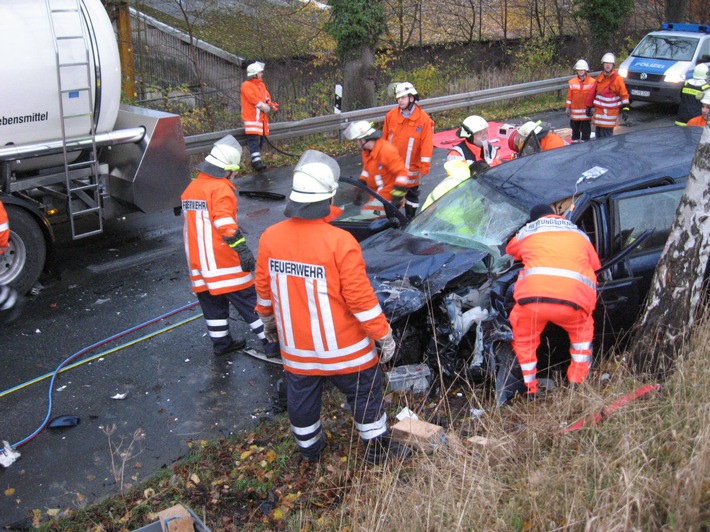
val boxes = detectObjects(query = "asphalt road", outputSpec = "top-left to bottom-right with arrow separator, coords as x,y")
0,104 -> 677,526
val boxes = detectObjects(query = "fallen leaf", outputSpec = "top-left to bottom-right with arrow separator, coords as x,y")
190,473 -> 201,484
46,508 -> 60,517
4,488 -> 15,496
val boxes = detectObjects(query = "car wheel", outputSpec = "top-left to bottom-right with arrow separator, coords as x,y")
0,206 -> 46,295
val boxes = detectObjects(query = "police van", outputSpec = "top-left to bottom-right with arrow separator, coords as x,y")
618,23 -> 710,104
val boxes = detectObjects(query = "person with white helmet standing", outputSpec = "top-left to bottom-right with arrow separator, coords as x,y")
584,52 -> 630,139
687,90 -> 710,127
181,135 -> 280,358
382,82 -> 434,219
676,64 -> 710,126
254,150 -> 411,465
446,115 -> 502,168
565,59 -> 595,142
343,120 -> 409,216
241,61 -> 279,172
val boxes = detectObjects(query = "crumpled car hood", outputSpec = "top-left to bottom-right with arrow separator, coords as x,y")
360,229 -> 490,320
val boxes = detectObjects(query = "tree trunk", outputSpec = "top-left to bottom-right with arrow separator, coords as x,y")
665,0 -> 688,22
631,125 -> 710,377
342,45 -> 377,111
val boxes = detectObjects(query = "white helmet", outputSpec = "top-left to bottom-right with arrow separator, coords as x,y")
573,59 -> 589,71
343,120 -> 378,141
290,150 -> 340,203
700,90 -> 710,105
601,52 -> 616,65
458,115 -> 488,138
246,61 -> 265,78
693,63 -> 709,80
395,82 -> 418,99
518,121 -> 543,138
197,135 -> 243,177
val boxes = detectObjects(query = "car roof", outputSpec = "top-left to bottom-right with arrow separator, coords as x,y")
480,126 -> 702,209
645,30 -> 708,38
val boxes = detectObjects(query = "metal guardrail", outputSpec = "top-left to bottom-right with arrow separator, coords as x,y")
184,75 -> 574,155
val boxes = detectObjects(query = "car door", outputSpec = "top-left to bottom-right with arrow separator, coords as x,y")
597,183 -> 686,336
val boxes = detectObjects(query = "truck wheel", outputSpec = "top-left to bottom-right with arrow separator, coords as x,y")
0,206 -> 46,295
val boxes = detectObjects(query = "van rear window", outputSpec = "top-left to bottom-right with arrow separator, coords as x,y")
633,35 -> 699,61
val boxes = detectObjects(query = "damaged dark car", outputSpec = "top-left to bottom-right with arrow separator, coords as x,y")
330,126 -> 703,404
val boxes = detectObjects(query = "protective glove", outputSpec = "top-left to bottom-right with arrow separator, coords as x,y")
258,313 -> 278,343
565,108 -> 570,116
376,327 -> 396,364
621,107 -> 630,121
258,103 -> 271,113
585,107 -> 594,118
224,230 -> 255,272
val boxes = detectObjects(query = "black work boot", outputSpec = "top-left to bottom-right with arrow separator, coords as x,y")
365,436 -> 412,465
213,337 -> 246,356
252,160 -> 267,172
405,204 -> 417,220
262,340 -> 281,359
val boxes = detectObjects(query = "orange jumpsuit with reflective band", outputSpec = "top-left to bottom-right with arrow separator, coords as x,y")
539,132 -> 567,151
506,215 -> 601,392
687,115 -> 707,126
255,217 -> 389,376
181,172 -> 253,295
0,200 -> 9,252
585,70 -> 630,129
359,137 -> 409,205
241,77 -> 272,136
566,75 -> 595,122
382,104 -> 434,187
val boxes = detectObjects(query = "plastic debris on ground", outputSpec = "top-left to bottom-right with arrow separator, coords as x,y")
385,363 -> 431,393
0,441 -> 20,468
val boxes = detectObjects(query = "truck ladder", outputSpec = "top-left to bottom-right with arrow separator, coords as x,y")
46,0 -> 103,239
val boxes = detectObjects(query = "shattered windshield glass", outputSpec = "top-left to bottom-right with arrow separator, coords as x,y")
405,177 -> 528,253
633,35 -> 698,60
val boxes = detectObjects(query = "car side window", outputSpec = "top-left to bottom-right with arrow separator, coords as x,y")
613,188 -> 685,254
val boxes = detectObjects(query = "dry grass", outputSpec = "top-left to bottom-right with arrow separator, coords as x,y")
291,312 -> 710,531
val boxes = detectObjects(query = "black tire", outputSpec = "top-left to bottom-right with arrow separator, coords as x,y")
0,206 -> 46,295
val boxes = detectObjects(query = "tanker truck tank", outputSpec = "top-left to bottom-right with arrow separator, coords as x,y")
0,0 -> 190,295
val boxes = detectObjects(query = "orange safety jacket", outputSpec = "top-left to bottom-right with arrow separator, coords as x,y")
566,74 -> 595,122
241,78 -> 272,136
0,200 -> 9,252
539,132 -> 567,151
181,172 -> 253,295
382,104 -> 434,187
687,115 -> 708,127
506,215 -> 601,314
446,139 -> 502,166
359,137 -> 409,203
585,70 -> 630,129
255,216 -> 390,376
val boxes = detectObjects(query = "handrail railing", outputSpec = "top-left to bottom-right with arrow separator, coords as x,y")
184,75 -> 577,155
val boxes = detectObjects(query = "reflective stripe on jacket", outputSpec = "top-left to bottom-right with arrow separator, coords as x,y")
585,71 -> 630,129
382,104 -> 434,186
255,217 -> 389,376
359,138 -> 408,202
0,200 -> 9,252
505,215 -> 601,314
566,74 -> 595,121
241,78 -> 272,136
446,140 -> 502,166
181,172 -> 253,295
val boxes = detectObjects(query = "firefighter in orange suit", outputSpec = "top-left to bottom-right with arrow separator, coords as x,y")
505,204 -> 601,396
382,82 -> 434,219
241,61 -> 278,172
254,150 -> 411,465
584,52 -> 630,139
343,121 -> 409,216
0,199 -> 22,324
446,115 -> 502,168
565,59 -> 595,142
181,135 -> 279,357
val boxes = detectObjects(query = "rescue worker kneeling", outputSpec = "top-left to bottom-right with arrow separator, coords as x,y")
255,150 -> 412,464
505,204 -> 601,396
510,121 -> 568,157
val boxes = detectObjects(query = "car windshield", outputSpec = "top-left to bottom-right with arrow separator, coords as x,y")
405,176 -> 528,254
632,35 -> 699,61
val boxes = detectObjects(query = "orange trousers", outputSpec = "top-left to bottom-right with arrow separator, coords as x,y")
510,302 -> 594,394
